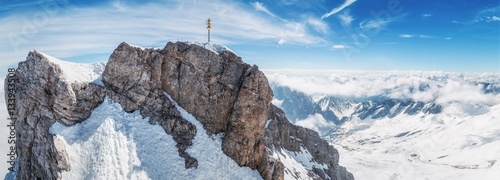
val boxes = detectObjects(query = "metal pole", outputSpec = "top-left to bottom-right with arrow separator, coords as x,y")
206,18 -> 211,44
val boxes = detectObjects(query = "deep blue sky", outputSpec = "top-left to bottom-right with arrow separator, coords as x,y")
0,0 -> 499,72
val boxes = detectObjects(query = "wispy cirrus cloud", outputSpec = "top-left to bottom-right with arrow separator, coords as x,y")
356,13 -> 407,36
0,0 -> 66,11
332,45 -> 347,49
307,17 -> 329,33
399,34 -> 452,40
321,0 -> 357,19
0,0 -> 325,69
472,5 -> 500,23
337,10 -> 354,26
251,2 -> 330,36
359,18 -> 392,32
475,15 -> 500,22
251,1 -> 277,18
399,34 -> 414,38
421,14 -> 433,18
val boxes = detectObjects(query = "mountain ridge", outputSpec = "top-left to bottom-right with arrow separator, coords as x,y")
5,41 -> 353,180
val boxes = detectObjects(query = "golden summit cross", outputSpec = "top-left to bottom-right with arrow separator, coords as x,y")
206,18 -> 211,43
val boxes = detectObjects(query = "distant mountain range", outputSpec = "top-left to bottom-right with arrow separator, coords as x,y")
266,70 -> 500,179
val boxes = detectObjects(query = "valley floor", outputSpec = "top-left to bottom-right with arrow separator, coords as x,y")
331,103 -> 500,180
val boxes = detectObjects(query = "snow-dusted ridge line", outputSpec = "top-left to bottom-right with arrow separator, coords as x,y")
128,41 -> 236,55
183,41 -> 236,55
36,51 -> 106,84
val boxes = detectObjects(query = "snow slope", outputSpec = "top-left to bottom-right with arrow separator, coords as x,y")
38,51 -> 106,85
270,146 -> 328,180
50,96 -> 262,180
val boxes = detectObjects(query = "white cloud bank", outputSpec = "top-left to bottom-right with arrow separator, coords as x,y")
264,70 -> 500,106
296,114 -> 336,136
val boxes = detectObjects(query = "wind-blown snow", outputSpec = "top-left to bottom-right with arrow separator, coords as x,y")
271,98 -> 284,108
38,51 -> 106,84
50,96 -> 262,180
184,41 -> 236,55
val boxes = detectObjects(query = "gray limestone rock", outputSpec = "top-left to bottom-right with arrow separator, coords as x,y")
266,105 -> 355,180
7,51 -> 105,180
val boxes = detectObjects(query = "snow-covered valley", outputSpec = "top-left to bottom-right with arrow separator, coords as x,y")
265,70 -> 500,179
331,104 -> 500,180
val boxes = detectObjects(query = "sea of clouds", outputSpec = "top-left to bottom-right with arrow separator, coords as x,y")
264,70 -> 500,106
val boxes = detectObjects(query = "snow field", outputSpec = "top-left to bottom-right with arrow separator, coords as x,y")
332,104 -> 500,180
50,96 -> 263,180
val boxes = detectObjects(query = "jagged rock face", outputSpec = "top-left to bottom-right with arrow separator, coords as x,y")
8,52 -> 105,179
160,42 -> 253,134
266,105 -> 354,180
8,42 -> 353,180
103,42 -> 276,178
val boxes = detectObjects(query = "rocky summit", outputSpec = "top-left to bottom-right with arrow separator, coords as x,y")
5,41 -> 353,180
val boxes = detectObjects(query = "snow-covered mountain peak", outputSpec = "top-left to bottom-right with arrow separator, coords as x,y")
7,42 -> 353,180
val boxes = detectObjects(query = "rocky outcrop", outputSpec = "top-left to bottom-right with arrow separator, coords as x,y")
7,51 -> 105,179
266,105 -> 354,180
6,42 -> 353,180
103,42 -> 277,178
